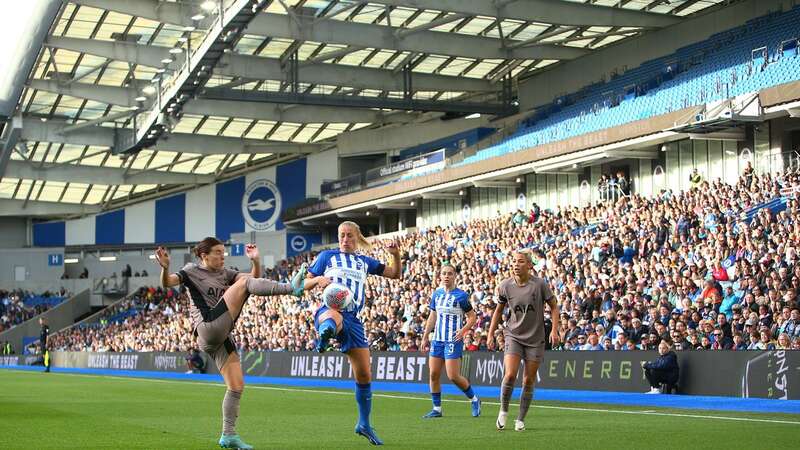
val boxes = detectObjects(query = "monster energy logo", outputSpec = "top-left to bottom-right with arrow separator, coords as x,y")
242,352 -> 268,376
742,351 -> 790,400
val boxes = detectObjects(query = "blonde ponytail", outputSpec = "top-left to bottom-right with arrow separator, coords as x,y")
339,221 -> 372,252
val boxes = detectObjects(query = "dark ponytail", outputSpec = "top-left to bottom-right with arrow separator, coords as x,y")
195,237 -> 224,259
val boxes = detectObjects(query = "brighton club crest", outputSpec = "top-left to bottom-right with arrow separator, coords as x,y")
242,179 -> 282,231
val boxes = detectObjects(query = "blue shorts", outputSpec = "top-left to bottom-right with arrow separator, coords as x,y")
314,306 -> 368,353
430,341 -> 463,360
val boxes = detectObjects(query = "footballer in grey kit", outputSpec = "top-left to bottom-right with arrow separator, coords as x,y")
488,251 -> 561,432
155,237 -> 308,449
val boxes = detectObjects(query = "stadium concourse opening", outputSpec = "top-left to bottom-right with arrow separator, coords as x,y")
2,0 -> 800,448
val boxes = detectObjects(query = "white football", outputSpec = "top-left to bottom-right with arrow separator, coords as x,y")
322,283 -> 354,311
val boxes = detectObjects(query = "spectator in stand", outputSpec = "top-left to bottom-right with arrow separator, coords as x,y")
689,168 -> 703,189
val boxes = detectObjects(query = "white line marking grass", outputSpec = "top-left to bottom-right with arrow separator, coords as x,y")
18,371 -> 800,426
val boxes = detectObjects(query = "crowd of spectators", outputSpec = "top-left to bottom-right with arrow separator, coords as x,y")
49,166 -> 800,354
48,287 -> 189,352
0,289 -> 69,333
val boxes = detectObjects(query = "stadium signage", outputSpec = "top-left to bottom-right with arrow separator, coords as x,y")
741,351 -> 793,400
0,356 -> 21,366
295,201 -> 331,217
290,355 -> 346,378
373,355 -> 427,382
365,150 -> 445,184
153,354 -> 179,371
321,173 -> 362,197
32,351 -> 800,400
87,353 -> 139,370
474,354 -> 505,384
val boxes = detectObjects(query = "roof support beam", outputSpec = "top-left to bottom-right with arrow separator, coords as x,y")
0,199 -> 103,217
20,118 -> 322,155
28,79 -> 415,123
73,0 -> 589,60
247,12 -> 588,60
506,26 -> 580,49
203,87 -> 515,115
183,99 -> 415,124
29,79 -> 142,107
304,45 -> 365,64
61,109 -> 141,133
0,116 -> 23,180
544,28 -> 643,45
366,0 -> 680,28
394,13 -> 468,39
46,37 -> 494,93
6,159 -> 215,185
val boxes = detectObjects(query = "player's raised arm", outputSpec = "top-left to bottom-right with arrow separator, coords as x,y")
154,246 -> 180,287
236,244 -> 261,280
380,240 -> 402,279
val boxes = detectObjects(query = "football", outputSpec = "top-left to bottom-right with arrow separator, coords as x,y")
322,283 -> 353,311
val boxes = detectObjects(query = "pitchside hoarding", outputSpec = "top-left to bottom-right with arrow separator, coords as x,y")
4,351 -> 797,400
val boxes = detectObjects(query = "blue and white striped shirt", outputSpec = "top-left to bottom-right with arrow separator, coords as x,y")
309,249 -> 385,314
430,288 -> 473,342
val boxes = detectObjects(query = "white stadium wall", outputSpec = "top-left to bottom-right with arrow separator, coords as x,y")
306,148 -> 339,198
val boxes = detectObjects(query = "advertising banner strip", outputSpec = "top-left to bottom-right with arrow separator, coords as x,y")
5,351 -> 795,400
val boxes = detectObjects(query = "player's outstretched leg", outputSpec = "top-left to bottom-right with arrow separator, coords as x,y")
244,263 -> 307,297
219,432 -> 253,450
350,348 -> 383,445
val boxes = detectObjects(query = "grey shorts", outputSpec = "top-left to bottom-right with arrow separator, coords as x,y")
504,338 -> 545,363
195,300 -> 236,370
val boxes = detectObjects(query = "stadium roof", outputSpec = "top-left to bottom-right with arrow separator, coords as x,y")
0,0 -> 727,217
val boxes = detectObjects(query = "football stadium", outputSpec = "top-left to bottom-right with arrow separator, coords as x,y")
1,0 -> 799,448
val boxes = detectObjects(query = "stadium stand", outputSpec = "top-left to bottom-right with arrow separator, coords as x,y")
457,6 -> 800,167
0,290 -> 68,333
50,166 -> 800,353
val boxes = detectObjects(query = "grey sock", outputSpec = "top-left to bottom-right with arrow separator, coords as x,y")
517,384 -> 534,421
500,381 -> 514,413
246,278 -> 292,296
222,389 -> 242,436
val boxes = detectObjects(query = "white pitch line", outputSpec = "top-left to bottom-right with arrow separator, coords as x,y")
11,371 -> 800,426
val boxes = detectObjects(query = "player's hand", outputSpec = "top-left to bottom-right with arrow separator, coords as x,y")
487,334 -> 496,351
154,246 -> 170,269
550,329 -> 561,347
315,276 -> 332,289
421,337 -> 430,352
245,243 -> 259,261
385,240 -> 400,256
454,328 -> 466,342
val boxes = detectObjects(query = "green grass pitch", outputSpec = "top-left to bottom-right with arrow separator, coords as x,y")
0,370 -> 797,449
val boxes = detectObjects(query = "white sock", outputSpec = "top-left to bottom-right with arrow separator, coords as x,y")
471,395 -> 479,402
433,406 -> 442,412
